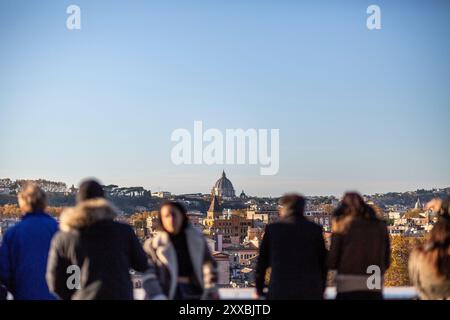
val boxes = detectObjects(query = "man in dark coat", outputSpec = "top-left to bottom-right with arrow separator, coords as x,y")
255,194 -> 327,300
46,179 -> 160,300
0,184 -> 58,300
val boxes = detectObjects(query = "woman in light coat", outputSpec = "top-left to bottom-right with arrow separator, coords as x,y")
409,198 -> 450,300
144,201 -> 218,300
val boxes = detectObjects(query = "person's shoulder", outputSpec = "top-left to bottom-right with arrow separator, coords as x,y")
264,221 -> 279,232
2,222 -> 21,241
43,212 -> 58,221
41,212 -> 58,227
2,216 -> 43,238
48,229 -> 80,253
52,229 -> 79,243
265,219 -> 299,230
185,224 -> 204,238
301,218 -> 324,233
22,212 -> 57,226
370,217 -> 388,232
111,220 -> 134,232
109,221 -> 140,240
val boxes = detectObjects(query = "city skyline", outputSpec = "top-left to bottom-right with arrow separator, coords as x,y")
1,173 -> 449,199
1,1 -> 450,196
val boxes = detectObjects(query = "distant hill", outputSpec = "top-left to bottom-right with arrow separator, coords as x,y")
366,187 -> 450,209
2,177 -> 449,214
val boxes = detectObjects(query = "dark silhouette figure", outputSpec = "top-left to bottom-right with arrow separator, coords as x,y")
255,194 -> 327,300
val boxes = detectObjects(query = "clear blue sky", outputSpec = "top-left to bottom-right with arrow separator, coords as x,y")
1,0 -> 449,196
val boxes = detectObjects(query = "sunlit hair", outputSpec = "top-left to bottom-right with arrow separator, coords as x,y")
17,183 -> 47,213
332,192 -> 378,233
278,194 -> 306,217
426,211 -> 450,278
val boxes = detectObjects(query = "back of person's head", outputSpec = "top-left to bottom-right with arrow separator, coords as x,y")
18,183 -> 47,213
77,179 -> 105,203
332,192 -> 377,233
279,194 -> 306,218
338,192 -> 376,219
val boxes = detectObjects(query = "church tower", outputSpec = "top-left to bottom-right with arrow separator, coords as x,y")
414,198 -> 422,210
207,195 -> 222,220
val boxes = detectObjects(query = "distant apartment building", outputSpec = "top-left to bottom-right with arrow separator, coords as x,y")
390,209 -> 436,236
102,185 -> 149,197
305,209 -> 331,231
388,225 -> 407,236
151,191 -> 171,198
388,211 -> 402,220
205,215 -> 253,243
203,196 -> 253,242
225,243 -> 259,267
213,252 -> 231,286
246,209 -> 278,225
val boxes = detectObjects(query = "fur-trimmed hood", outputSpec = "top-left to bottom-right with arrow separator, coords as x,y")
59,198 -> 118,232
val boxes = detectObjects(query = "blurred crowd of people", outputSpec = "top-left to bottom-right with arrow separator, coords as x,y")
0,179 -> 449,300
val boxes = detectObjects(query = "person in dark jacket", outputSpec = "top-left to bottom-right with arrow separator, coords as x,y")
409,197 -> 450,300
0,184 -> 58,300
46,179 -> 156,300
255,194 -> 327,300
144,201 -> 218,300
328,192 -> 390,300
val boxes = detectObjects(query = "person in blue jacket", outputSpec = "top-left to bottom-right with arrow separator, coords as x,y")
0,184 -> 58,300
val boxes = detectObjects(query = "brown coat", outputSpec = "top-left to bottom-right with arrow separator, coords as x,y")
328,216 -> 391,292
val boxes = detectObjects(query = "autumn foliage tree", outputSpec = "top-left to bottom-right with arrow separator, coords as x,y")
384,236 -> 424,286
0,204 -> 22,218
0,204 -> 64,218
